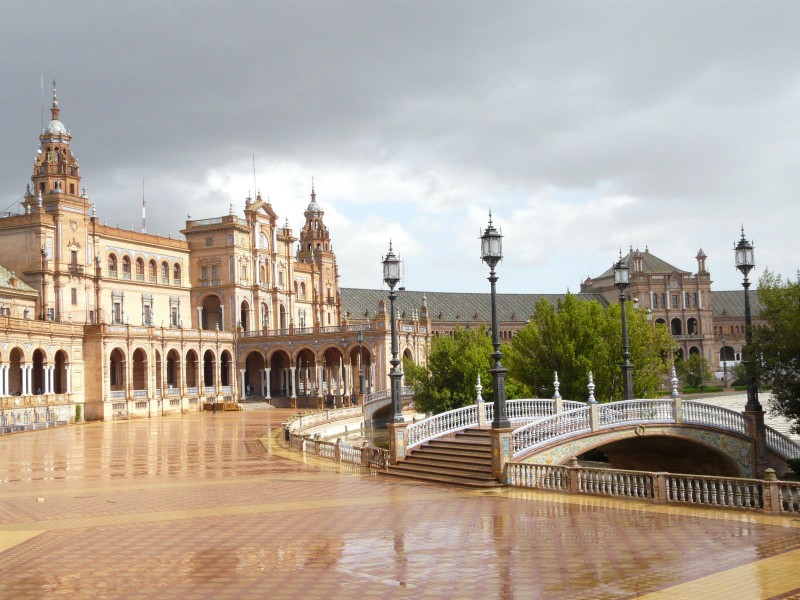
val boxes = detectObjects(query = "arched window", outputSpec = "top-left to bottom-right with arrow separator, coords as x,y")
161,261 -> 169,284
300,282 -> 306,300
108,254 -> 118,277
173,263 -> 182,285
671,318 -> 682,335
135,258 -> 145,281
122,256 -> 131,279
149,260 -> 157,282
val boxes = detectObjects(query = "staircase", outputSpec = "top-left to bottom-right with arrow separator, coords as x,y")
381,428 -> 500,488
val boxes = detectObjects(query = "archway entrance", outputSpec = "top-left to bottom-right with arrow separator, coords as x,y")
54,350 -> 68,394
185,350 -> 198,391
203,350 -> 216,390
132,349 -> 148,394
167,349 -> 181,392
269,351 -> 290,397
109,348 -> 126,394
245,352 -> 265,397
201,295 -> 222,330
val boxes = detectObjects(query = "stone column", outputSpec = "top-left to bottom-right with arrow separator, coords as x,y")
25,365 -> 32,396
196,307 -> 202,329
239,369 -> 247,400
490,427 -> 515,481
0,364 -> 6,396
48,366 -> 54,394
388,421 -> 409,465
66,365 -> 72,394
289,366 -> 296,399
264,367 -> 271,400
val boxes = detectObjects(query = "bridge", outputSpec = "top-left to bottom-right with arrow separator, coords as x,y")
362,386 -> 415,421
389,396 -> 800,481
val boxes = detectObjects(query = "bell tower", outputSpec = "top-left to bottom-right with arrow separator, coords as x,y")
24,81 -> 88,216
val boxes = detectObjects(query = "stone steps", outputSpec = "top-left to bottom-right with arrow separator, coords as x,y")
381,428 -> 500,488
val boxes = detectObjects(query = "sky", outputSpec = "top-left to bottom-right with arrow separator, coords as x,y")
1,1 -> 798,294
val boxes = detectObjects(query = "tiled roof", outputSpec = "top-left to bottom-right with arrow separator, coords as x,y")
711,290 -> 763,318
597,250 -> 689,279
340,288 -> 608,323
0,264 -> 35,293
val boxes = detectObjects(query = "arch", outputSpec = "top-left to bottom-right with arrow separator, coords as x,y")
220,350 -> 232,388
720,346 -> 736,362
121,255 -> 131,279
676,348 -> 685,361
173,263 -> 182,285
671,318 -> 682,336
132,348 -> 148,393
108,253 -> 118,277
167,349 -> 181,391
269,350 -> 291,397
655,318 -> 666,326
348,343 -> 372,395
293,281 -> 299,296
54,349 -> 68,394
245,351 -> 265,397
185,349 -> 198,390
32,349 -> 46,395
689,346 -> 700,356
687,318 -> 698,336
279,303 -> 287,330
321,346 -> 345,402
148,259 -> 158,283
8,347 -> 23,396
135,257 -> 145,281
240,299 -> 249,331
155,349 -> 163,392
109,347 -> 126,392
201,295 -> 222,330
403,348 -> 414,364
203,349 -> 216,388
300,281 -> 306,300
295,348 -> 317,397
161,261 -> 169,284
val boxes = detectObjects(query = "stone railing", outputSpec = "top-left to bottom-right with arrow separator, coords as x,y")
511,398 -> 787,459
406,405 -> 480,449
683,401 -> 748,435
363,386 -> 414,407
766,428 -> 800,459
288,434 -> 390,470
505,460 -> 800,515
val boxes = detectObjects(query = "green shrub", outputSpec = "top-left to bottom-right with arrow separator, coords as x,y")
700,386 -> 723,393
733,385 -> 749,391
75,404 -> 82,422
681,387 -> 701,394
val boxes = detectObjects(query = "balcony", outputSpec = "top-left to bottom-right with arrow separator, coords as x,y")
68,264 -> 84,275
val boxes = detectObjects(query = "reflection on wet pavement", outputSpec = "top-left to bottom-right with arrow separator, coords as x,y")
1,410 -> 799,599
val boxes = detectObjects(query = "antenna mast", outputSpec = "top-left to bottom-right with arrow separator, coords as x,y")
141,179 -> 146,233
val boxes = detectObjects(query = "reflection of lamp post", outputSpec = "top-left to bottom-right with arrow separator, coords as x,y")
481,213 -> 509,429
357,330 -> 365,394
614,253 -> 634,401
382,242 -> 403,423
734,228 -> 761,412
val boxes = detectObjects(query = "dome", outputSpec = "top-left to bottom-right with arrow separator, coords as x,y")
45,119 -> 67,135
306,198 -> 322,213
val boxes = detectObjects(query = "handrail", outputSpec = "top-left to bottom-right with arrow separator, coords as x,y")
406,405 -> 478,450
683,401 -> 747,435
363,386 -> 414,406
512,407 -> 591,457
598,399 -> 674,427
765,426 -> 800,459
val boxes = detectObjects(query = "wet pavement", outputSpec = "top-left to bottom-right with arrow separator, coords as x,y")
1,410 -> 799,599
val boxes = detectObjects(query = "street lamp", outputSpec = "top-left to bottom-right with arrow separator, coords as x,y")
382,242 -> 403,423
734,227 -> 762,412
721,332 -> 728,389
357,329 -> 365,394
481,213 -> 509,429
614,252 -> 634,401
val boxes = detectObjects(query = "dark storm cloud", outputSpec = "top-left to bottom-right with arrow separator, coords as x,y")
1,1 -> 799,291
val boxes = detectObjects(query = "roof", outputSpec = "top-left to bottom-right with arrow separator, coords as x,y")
711,290 -> 764,318
596,249 -> 689,279
0,264 -> 36,294
340,288 -> 608,323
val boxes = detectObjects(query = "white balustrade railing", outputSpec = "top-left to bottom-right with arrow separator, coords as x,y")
578,467 -> 654,499
406,405 -> 479,449
186,387 -> 199,395
666,474 -> 762,509
683,401 -> 748,435
505,399 -> 556,422
598,399 -> 674,427
765,427 -> 800,459
506,463 -> 568,491
364,386 -> 414,406
512,407 -> 591,457
563,401 -> 585,411
109,390 -> 126,399
133,390 -> 148,399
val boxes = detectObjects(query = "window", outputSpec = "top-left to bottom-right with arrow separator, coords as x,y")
135,258 -> 145,281
143,304 -> 152,326
122,256 -> 131,279
71,288 -> 78,305
149,260 -> 157,283
672,294 -> 678,308
661,293 -> 666,308
170,296 -> 181,327
652,293 -> 658,308
241,262 -> 248,280
211,265 -> 219,283
173,263 -> 181,284
161,262 -> 169,284
47,307 -> 55,321
693,293 -> 698,308
205,236 -> 214,247
113,303 -> 122,323
201,266 -> 209,282
108,254 -> 118,277
299,309 -> 306,328
71,249 -> 78,268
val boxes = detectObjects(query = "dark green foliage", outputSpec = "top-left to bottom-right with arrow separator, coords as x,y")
676,354 -> 713,388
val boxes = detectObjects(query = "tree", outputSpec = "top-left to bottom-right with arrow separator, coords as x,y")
403,326 -> 495,414
753,269 -> 800,434
676,353 -> 713,388
504,293 -> 676,402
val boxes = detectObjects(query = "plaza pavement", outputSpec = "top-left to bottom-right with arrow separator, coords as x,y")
0,408 -> 799,599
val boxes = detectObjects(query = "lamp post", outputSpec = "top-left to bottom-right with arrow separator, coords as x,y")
614,253 -> 634,401
721,332 -> 728,389
382,242 -> 403,423
734,228 -> 762,412
481,213 -> 509,429
357,330 -> 365,395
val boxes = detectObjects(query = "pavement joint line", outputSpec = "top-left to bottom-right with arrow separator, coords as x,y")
634,548 -> 800,599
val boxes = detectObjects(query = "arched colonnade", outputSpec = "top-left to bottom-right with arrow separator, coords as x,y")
0,346 -> 72,397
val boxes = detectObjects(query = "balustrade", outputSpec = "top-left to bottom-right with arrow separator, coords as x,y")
683,401 -> 747,435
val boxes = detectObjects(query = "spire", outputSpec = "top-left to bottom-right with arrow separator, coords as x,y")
51,79 -> 60,121
311,176 -> 316,201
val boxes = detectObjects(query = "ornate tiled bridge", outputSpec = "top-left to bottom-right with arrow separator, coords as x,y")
389,396 -> 800,481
